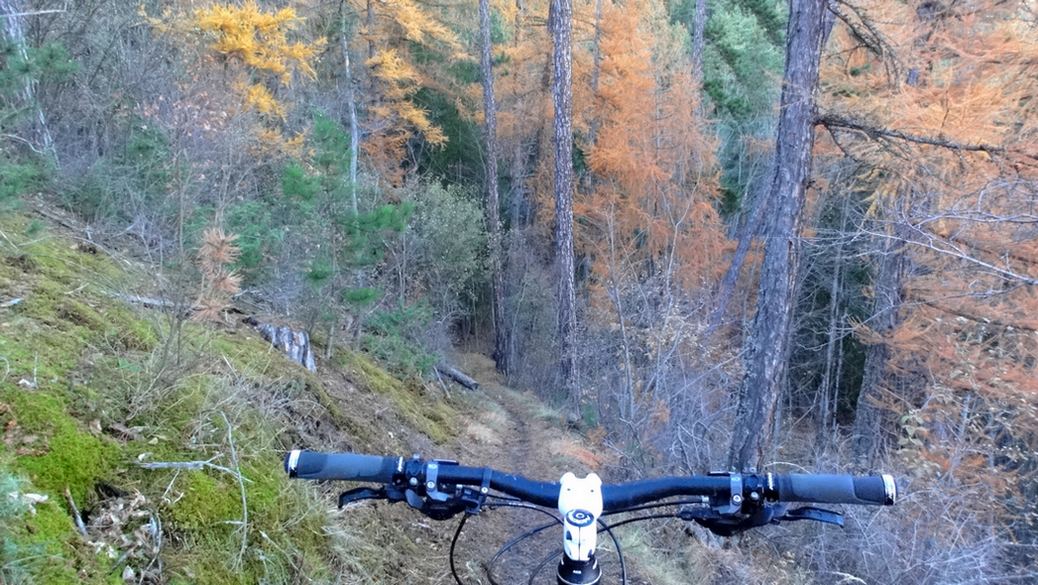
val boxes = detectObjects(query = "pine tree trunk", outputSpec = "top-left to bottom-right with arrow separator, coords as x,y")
479,0 -> 509,375
727,0 -> 829,471
852,226 -> 906,466
340,6 -> 360,216
707,185 -> 771,333
1,0 -> 55,160
817,196 -> 851,445
550,0 -> 578,401
691,0 -> 708,83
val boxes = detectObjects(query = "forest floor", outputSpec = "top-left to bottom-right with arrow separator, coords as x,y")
323,348 -> 648,585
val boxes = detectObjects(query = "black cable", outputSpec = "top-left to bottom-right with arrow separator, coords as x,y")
449,514 -> 470,585
490,520 -> 558,566
602,498 -> 707,516
601,512 -> 679,531
487,501 -> 562,524
598,516 -> 628,585
487,510 -> 562,585
528,550 -> 562,585
518,517 -> 637,585
460,493 -> 686,585
486,494 -> 522,503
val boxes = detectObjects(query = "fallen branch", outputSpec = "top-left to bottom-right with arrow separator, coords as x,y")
2,9 -> 67,18
137,456 -> 252,482
108,293 -> 177,310
63,486 -> 88,537
221,412 -> 249,570
436,362 -> 479,390
432,367 -> 451,398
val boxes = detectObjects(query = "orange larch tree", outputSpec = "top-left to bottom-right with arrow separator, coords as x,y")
816,0 -> 1038,524
575,0 -> 727,439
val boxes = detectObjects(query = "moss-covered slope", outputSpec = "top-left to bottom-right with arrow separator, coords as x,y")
0,212 -> 461,584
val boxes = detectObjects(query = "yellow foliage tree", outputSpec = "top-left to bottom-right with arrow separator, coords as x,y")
192,0 -> 320,125
346,0 -> 458,183
152,0 -> 321,153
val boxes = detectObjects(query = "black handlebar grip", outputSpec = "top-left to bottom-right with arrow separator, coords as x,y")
284,450 -> 401,483
774,473 -> 896,506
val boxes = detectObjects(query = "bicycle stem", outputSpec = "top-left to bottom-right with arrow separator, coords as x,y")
557,472 -> 604,584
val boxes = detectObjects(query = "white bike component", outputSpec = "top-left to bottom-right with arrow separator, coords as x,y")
558,472 -> 603,562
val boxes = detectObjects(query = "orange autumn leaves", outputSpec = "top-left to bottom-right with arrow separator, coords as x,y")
575,0 -> 725,309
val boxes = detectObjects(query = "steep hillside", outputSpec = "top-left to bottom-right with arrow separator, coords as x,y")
0,207 -> 469,584
0,208 -> 804,585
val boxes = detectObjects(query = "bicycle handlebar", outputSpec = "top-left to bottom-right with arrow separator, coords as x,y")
285,450 -> 896,509
284,450 -> 401,483
777,474 -> 896,506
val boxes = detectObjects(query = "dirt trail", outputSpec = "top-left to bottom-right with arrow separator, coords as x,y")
443,352 -> 628,585
322,351 -> 645,584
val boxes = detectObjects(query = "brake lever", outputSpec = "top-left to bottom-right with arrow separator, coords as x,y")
779,506 -> 844,527
338,487 -> 389,508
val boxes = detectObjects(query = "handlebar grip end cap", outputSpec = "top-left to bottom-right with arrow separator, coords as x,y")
285,449 -> 302,478
882,474 -> 897,505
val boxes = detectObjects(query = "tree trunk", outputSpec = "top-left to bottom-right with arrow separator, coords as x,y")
550,0 -> 578,401
706,184 -> 771,333
340,6 -> 360,216
727,0 -> 828,471
479,0 -> 509,376
0,0 -> 55,161
852,225 -> 907,466
245,317 -> 317,372
691,0 -> 708,83
816,196 -> 851,444
436,363 -> 480,390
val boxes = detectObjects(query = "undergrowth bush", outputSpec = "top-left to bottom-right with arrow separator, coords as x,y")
362,302 -> 438,376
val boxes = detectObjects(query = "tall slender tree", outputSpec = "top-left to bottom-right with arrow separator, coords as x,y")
727,0 -> 829,471
550,0 -> 577,400
479,0 -> 508,375
339,2 -> 360,216
1,0 -> 56,160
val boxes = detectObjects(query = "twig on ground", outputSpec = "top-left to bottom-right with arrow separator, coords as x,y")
0,227 -> 18,250
221,412 -> 249,570
63,486 -> 88,537
137,455 -> 251,482
259,530 -> 312,582
433,367 -> 451,398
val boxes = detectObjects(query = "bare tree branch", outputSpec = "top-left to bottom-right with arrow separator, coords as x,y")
817,114 -> 1038,161
861,224 -> 1038,286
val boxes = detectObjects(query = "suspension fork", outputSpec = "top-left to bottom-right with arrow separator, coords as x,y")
556,472 -> 603,585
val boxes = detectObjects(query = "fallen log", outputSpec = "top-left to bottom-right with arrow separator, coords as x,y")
108,293 -> 176,310
436,362 -> 479,390
243,316 -> 317,372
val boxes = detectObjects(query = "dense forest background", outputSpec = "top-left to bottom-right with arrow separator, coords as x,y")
2,0 -> 1037,582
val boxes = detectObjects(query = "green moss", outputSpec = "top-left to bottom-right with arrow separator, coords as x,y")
337,351 -> 457,444
1,213 -> 425,583
160,463 -> 333,585
166,471 -> 241,534
0,472 -> 114,585
1,389 -> 118,504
